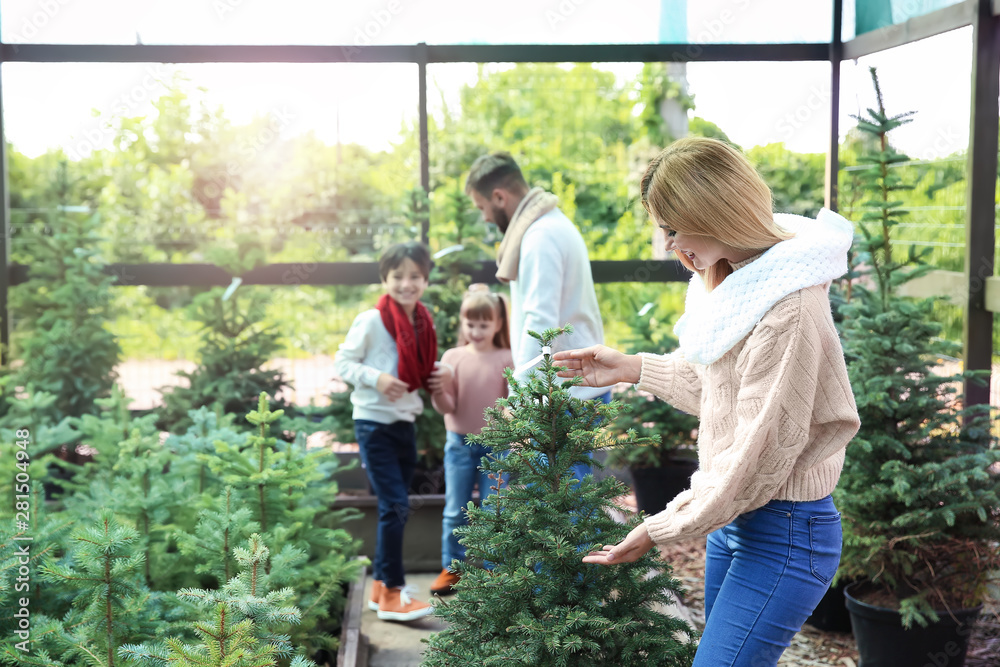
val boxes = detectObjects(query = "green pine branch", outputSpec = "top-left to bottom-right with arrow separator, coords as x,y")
175,486 -> 260,585
7,207 -> 122,423
38,510 -> 162,667
166,407 -> 244,496
121,534 -> 317,667
191,394 -> 364,656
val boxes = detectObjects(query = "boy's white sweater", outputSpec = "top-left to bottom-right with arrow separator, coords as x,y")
333,309 -> 423,424
508,208 -> 612,400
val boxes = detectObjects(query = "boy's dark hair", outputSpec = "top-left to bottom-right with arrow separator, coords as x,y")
465,152 -> 528,198
378,241 -> 433,281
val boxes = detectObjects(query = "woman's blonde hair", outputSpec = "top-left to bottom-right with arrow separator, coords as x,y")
457,284 -> 510,350
640,137 -> 792,289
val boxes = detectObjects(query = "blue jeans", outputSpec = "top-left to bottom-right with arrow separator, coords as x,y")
695,495 -> 842,667
354,419 -> 417,589
441,431 -> 509,568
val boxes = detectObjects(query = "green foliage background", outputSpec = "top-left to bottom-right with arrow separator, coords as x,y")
7,62 -> 860,368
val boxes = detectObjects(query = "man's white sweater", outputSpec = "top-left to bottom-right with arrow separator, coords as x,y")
508,207 -> 611,400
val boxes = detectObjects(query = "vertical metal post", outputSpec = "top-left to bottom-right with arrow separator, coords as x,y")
0,64 -> 10,365
417,42 -> 430,246
826,0 -> 843,212
963,0 -> 999,407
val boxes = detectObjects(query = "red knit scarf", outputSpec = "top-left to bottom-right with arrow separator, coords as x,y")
376,294 -> 438,392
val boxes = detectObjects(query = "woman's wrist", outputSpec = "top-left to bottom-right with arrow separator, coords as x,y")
623,353 -> 643,384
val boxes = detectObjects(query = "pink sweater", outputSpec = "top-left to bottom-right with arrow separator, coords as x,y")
431,346 -> 514,435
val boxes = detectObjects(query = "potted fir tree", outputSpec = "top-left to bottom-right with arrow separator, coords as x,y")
421,326 -> 698,666
157,233 -> 289,433
833,67 -> 1000,666
605,301 -> 699,516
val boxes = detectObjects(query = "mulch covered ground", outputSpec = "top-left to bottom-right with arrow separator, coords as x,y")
657,538 -> 1000,667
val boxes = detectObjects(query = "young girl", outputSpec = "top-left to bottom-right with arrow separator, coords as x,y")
555,137 -> 861,667
427,284 -> 514,595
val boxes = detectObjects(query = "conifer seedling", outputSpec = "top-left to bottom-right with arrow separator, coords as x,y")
835,67 -> 1000,628
422,326 -> 697,667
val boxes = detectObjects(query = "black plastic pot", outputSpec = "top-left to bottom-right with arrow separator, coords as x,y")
806,579 -> 854,633
630,458 -> 698,516
844,582 -> 981,667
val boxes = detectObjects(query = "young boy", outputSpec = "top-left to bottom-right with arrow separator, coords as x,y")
333,241 -> 447,622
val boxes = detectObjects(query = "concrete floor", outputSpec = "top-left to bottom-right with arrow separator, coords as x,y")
362,572 -> 449,667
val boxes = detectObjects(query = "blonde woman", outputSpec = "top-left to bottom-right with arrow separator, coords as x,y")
554,137 -> 861,667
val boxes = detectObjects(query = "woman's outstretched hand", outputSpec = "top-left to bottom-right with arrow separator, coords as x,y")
552,345 -> 642,387
582,523 -> 656,565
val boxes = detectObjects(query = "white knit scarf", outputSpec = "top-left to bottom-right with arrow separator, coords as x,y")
674,208 -> 854,365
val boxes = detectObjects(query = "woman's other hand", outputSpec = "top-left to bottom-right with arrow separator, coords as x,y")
582,523 -> 656,565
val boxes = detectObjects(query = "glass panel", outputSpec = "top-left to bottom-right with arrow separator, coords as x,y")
838,27 -> 974,275
426,61 -> 654,353
837,28 -> 988,356
427,59 -> 830,248
426,60 -> 831,349
6,61 -> 419,404
686,60 -> 832,155
5,62 -> 420,265
2,0 -> 831,45
684,0 -> 832,44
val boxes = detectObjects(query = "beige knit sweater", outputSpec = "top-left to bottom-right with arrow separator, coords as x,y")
638,280 -> 861,547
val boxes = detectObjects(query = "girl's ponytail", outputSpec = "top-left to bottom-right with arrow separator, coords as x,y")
493,293 -> 511,350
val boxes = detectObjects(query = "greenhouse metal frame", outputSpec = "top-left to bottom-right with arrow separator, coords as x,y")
0,0 -> 996,404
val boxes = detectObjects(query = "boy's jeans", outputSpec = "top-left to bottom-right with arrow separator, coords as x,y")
441,430 -> 509,569
695,495 -> 842,667
354,418 -> 416,589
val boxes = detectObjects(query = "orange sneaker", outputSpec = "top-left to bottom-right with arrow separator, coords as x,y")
368,579 -> 384,611
430,568 -> 461,596
376,585 -> 433,622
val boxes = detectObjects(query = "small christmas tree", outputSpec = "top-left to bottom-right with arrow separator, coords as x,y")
120,534 -> 316,667
9,193 -> 122,424
200,393 -> 364,657
38,509 -> 170,667
175,486 -> 260,587
157,235 -> 288,434
156,286 -> 290,433
421,327 -> 697,667
835,67 -> 1000,628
